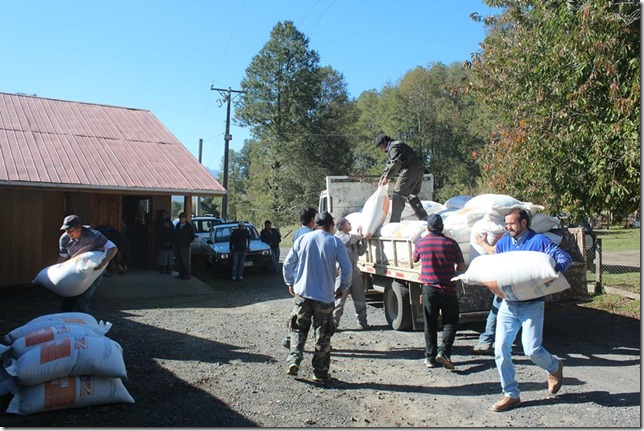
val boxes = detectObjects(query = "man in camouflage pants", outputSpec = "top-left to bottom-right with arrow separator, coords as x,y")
282,212 -> 352,382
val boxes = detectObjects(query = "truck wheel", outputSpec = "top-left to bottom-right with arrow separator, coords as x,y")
384,282 -> 412,331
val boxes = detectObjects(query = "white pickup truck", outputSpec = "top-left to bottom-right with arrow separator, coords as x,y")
319,175 -> 589,331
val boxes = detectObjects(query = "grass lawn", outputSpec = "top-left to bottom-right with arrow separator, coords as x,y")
584,226 -> 640,319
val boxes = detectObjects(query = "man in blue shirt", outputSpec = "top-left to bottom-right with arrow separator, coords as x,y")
282,211 -> 352,382
476,207 -> 571,412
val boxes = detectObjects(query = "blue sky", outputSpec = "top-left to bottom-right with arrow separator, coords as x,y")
1,1 -> 499,173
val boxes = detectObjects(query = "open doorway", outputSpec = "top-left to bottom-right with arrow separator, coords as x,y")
123,196 -> 152,268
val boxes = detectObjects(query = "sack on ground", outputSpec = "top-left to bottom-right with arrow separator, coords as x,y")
11,325 -> 113,358
4,335 -> 127,386
452,251 -> 568,300
5,317 -> 112,347
33,251 -> 105,297
0,364 -> 18,396
362,185 -> 390,237
6,375 -> 134,415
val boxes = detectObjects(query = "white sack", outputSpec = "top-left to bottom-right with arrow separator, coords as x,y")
11,325 -> 113,358
6,376 -> 134,415
0,366 -> 18,397
29,312 -> 99,326
33,251 -> 106,297
464,193 -> 522,210
469,209 -> 506,258
5,318 -> 111,345
402,201 -> 446,221
531,213 -> 561,233
452,251 -> 568,300
444,195 -> 473,210
361,185 -> 390,237
4,336 -> 127,386
543,231 -> 563,246
345,212 -> 364,235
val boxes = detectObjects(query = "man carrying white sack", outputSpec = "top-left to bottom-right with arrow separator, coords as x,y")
375,134 -> 428,223
58,215 -> 118,314
475,207 -> 571,412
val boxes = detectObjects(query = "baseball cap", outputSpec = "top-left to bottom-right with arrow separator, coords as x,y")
60,215 -> 81,230
374,134 -> 389,147
427,214 -> 444,232
315,211 -> 334,228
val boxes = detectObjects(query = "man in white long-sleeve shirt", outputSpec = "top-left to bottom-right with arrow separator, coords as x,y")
282,211 -> 352,382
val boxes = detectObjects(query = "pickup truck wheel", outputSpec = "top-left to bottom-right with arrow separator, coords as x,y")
384,282 -> 412,331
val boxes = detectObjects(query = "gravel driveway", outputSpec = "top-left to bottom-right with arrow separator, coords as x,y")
0,261 -> 640,427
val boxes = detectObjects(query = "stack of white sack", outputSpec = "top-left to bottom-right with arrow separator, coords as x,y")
441,193 -> 562,265
0,312 -> 134,415
32,251 -> 106,297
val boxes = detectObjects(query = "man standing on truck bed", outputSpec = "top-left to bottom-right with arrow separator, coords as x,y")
375,134 -> 428,223
413,214 -> 466,370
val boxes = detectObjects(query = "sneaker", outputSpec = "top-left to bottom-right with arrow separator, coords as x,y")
436,353 -> 455,370
424,358 -> 438,368
312,372 -> 329,383
239,276 -> 244,280
282,336 -> 291,349
232,276 -> 236,280
548,360 -> 564,394
491,396 -> 521,412
473,343 -> 493,354
287,363 -> 299,376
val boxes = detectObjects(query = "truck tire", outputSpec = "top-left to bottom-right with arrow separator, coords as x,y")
384,282 -> 413,331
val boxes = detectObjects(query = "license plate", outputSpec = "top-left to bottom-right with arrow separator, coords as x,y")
244,261 -> 253,267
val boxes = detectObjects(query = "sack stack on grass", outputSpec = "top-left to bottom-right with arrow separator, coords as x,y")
32,251 -> 106,297
1,312 -> 134,415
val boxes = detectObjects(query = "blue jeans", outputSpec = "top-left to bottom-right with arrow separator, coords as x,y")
231,251 -> 247,278
61,271 -> 104,314
478,295 -> 503,345
494,300 -> 559,399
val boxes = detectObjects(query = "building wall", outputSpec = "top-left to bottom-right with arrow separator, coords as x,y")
1,188 -> 64,285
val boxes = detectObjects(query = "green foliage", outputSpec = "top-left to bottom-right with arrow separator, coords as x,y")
594,227 -> 640,252
230,21 -> 354,226
469,0 -> 640,219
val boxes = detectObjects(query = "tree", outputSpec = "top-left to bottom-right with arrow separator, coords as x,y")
233,21 -> 354,225
468,0 -> 640,219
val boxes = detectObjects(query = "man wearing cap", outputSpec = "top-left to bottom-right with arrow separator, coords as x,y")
282,211 -> 352,382
412,214 -> 466,370
375,134 -> 428,223
229,221 -> 251,280
332,217 -> 369,330
57,215 -> 118,314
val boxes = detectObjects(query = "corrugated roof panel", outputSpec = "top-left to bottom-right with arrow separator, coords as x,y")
0,92 -> 225,194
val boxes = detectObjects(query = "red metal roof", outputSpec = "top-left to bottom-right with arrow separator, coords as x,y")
0,92 -> 226,195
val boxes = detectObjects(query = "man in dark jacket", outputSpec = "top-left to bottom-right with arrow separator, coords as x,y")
174,212 -> 195,280
375,134 -> 428,222
229,222 -> 251,280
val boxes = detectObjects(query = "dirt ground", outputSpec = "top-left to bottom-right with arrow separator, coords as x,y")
0,253 -> 640,428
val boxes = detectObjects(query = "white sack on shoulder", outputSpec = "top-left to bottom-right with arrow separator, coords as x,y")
4,335 -> 127,386
6,375 -> 134,415
33,251 -> 105,297
469,209 -> 506,258
11,325 -> 113,358
452,251 -> 563,300
361,185 -> 390,237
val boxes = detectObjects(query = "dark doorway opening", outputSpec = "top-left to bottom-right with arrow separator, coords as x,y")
123,196 -> 152,268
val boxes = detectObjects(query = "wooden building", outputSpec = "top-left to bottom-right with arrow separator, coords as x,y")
0,92 -> 226,286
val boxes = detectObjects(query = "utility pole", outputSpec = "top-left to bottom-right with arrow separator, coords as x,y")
197,138 -> 203,216
210,85 -> 245,220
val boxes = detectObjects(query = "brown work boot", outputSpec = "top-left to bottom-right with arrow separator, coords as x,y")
491,396 -> 521,412
548,360 -> 564,394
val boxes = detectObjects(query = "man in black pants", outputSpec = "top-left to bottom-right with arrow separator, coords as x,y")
375,134 -> 428,223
